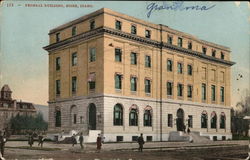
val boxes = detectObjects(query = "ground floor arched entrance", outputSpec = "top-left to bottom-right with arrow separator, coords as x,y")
176,108 -> 184,131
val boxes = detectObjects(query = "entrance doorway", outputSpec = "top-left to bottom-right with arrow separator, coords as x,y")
176,108 -> 184,131
88,103 -> 96,130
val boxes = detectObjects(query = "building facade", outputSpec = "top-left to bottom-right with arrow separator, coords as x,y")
44,8 -> 235,142
0,84 -> 36,130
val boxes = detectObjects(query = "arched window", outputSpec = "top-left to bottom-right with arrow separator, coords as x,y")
144,106 -> 152,126
201,111 -> 208,128
220,112 -> 226,129
70,105 -> 78,125
113,104 -> 123,126
129,108 -> 138,126
55,108 -> 61,127
211,111 -> 217,129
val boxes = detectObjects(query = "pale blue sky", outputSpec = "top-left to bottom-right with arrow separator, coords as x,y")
0,1 -> 249,106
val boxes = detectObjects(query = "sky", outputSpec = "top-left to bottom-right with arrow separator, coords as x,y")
0,1 -> 249,107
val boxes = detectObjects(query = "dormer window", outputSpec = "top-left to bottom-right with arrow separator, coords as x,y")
131,25 -> 137,34
202,47 -> 207,54
188,42 -> 192,50
90,20 -> 95,30
145,29 -> 151,38
178,37 -> 183,47
115,20 -> 122,30
72,26 -> 76,36
221,52 -> 225,60
212,49 -> 216,57
56,33 -> 60,42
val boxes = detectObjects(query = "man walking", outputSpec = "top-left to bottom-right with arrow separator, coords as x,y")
137,133 -> 145,152
71,134 -> 77,147
79,132 -> 84,149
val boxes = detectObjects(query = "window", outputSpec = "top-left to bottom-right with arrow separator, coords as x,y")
144,110 -> 152,126
56,80 -> 61,95
132,136 -> 138,141
167,82 -> 173,96
89,48 -> 96,62
116,136 -> 123,142
131,25 -> 137,34
211,85 -> 216,101
167,59 -> 172,71
202,83 -> 206,101
72,26 -> 76,36
201,112 -> 207,128
177,62 -> 183,74
220,114 -> 225,129
177,84 -> 183,97
187,85 -> 192,98
115,74 -> 122,89
178,37 -> 182,47
115,20 -> 122,30
188,42 -> 192,50
167,35 -> 173,45
72,76 -> 77,93
56,33 -> 60,42
55,110 -> 61,127
167,114 -> 173,127
211,112 -> 217,129
202,47 -> 207,54
130,52 -> 137,65
145,55 -> 151,68
130,77 -> 137,92
56,57 -> 61,71
88,73 -> 96,90
145,79 -> 151,93
129,109 -> 138,126
187,65 -> 192,75
212,49 -> 216,57
115,48 -> 122,62
113,104 -> 123,126
146,136 -> 152,141
73,114 -> 77,124
145,29 -> 151,38
90,20 -> 95,30
221,52 -> 224,59
220,87 -> 224,102
188,115 -> 193,128
72,52 -> 77,66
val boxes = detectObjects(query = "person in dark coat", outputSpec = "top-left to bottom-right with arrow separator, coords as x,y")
71,134 -> 77,147
28,132 -> 34,147
0,130 -> 6,158
187,127 -> 191,134
79,132 -> 84,149
96,134 -> 102,152
137,133 -> 145,152
38,132 -> 44,148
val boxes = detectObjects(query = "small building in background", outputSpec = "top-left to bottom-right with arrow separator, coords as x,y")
0,84 -> 36,130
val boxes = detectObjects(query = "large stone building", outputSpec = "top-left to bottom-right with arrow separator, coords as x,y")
0,84 -> 36,130
44,8 -> 235,142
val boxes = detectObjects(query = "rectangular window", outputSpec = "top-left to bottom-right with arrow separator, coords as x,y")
167,114 -> 173,127
89,48 -> 96,62
115,74 -> 122,89
177,62 -> 183,74
221,52 -> 225,59
131,25 -> 137,34
132,136 -> 138,141
115,20 -> 122,30
72,26 -> 76,36
145,55 -> 151,68
167,35 -> 173,45
211,85 -> 216,101
202,47 -> 207,54
90,20 -> 95,30
56,33 -> 60,42
220,87 -> 224,102
145,29 -> 151,38
73,114 -> 77,124
145,79 -> 151,93
167,59 -> 172,71
56,80 -> 60,95
115,48 -> 122,62
188,115 -> 193,128
130,77 -> 137,92
177,84 -> 183,97
178,37 -> 182,47
72,52 -> 77,66
188,42 -> 192,50
167,82 -> 173,96
88,73 -> 96,90
56,57 -> 61,71
146,136 -> 152,142
116,136 -> 123,142
212,49 -> 216,57
72,76 -> 77,93
187,85 -> 192,98
130,52 -> 137,65
187,64 -> 192,75
202,83 -> 206,101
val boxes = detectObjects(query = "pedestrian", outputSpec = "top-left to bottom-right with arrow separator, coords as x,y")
187,127 -> 190,134
28,132 -> 34,147
0,130 -> 6,159
71,134 -> 77,147
79,132 -> 84,149
183,125 -> 186,133
96,134 -> 102,152
137,133 -> 145,152
38,132 -> 44,148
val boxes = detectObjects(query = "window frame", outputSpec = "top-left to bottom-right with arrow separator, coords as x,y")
177,83 -> 183,97
145,79 -> 151,94
145,55 -> 151,68
178,37 -> 183,47
115,48 -> 122,62
89,47 -> 96,62
167,59 -> 173,72
115,20 -> 122,30
71,52 -> 77,66
90,20 -> 95,30
131,25 -> 137,34
145,29 -> 151,38
130,52 -> 137,65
